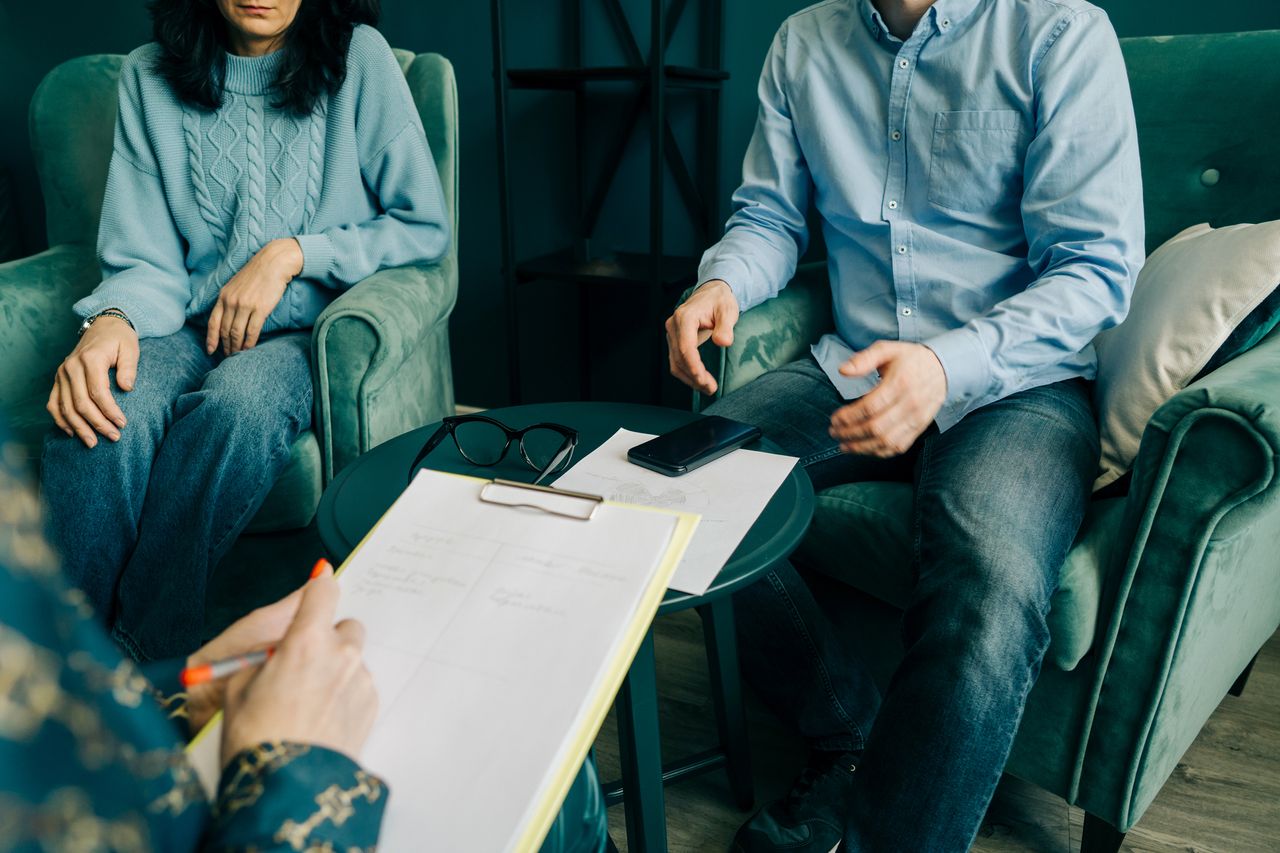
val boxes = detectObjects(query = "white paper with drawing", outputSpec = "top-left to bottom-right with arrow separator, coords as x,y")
187,468 -> 695,852
552,428 -> 797,595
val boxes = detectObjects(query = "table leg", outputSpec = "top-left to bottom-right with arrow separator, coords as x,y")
616,629 -> 668,853
702,598 -> 754,810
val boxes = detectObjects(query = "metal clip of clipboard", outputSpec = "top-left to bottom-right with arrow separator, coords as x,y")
478,478 -> 604,521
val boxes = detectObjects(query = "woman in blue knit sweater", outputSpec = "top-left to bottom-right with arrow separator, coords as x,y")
40,0 -> 450,662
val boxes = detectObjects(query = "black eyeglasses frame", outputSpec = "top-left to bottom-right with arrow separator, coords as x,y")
407,415 -> 579,486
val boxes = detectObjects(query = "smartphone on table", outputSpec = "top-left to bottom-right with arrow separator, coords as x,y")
627,416 -> 763,477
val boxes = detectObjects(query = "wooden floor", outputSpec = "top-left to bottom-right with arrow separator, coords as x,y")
594,614 -> 1280,853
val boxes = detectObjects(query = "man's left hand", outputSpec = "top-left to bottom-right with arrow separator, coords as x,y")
829,341 -> 948,458
184,585 -> 305,733
206,238 -> 304,356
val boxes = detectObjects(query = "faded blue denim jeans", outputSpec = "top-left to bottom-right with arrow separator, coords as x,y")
707,356 -> 1098,853
41,325 -> 312,661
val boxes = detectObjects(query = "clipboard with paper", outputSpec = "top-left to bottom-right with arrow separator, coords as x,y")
187,468 -> 699,852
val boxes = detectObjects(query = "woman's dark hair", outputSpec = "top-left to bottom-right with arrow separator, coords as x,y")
149,0 -> 381,114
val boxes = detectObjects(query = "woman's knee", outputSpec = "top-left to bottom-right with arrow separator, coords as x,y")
177,378 -> 311,443
192,343 -> 313,429
41,414 -> 158,482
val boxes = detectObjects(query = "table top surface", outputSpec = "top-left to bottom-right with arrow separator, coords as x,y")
315,401 -> 815,612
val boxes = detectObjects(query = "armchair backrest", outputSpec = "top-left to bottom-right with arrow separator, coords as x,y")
29,55 -> 120,249
28,46 -> 459,250
1123,29 -> 1280,252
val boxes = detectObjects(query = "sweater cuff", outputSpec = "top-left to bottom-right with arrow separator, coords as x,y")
296,233 -> 336,280
923,327 -> 991,432
73,290 -> 160,340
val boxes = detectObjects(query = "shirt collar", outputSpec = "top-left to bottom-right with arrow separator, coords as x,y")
857,0 -> 981,42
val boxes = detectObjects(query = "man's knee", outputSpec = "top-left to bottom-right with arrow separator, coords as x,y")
704,358 -> 844,459
912,541 -> 1056,673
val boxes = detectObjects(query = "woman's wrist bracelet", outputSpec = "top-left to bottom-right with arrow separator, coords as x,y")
79,308 -> 135,337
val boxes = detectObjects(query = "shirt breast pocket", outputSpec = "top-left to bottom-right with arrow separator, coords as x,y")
927,110 -> 1028,215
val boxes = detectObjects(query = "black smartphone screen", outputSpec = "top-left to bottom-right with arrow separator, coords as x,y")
628,416 -> 762,475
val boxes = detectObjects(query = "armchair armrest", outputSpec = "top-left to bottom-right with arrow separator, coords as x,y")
0,244 -> 100,408
311,255 -> 458,482
698,262 -> 833,405
1076,326 -> 1280,830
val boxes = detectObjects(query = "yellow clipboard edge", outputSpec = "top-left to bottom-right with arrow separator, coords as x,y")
185,707 -> 220,755
513,501 -> 700,853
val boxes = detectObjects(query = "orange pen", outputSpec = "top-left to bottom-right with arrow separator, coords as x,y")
180,648 -> 274,687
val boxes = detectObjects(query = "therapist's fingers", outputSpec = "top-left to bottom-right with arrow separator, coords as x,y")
334,619 -> 366,649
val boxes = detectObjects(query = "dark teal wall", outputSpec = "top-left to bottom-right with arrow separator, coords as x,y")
1,1 -> 1277,407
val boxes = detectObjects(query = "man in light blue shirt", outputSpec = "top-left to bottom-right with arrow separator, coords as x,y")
666,0 -> 1143,849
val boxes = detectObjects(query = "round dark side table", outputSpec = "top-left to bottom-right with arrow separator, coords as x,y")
315,401 -> 815,853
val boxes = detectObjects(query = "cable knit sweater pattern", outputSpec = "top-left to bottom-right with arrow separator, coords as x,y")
75,25 -> 450,339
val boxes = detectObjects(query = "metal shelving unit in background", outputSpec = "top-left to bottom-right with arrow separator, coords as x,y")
491,0 -> 728,404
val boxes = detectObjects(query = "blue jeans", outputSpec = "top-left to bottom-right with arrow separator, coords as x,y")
41,325 -> 312,661
707,357 -> 1098,852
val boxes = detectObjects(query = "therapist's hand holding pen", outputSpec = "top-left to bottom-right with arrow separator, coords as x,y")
183,559 -> 380,767
182,558 -> 326,732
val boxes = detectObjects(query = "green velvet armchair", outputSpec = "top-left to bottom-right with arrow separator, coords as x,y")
0,48 -> 458,536
697,30 -> 1280,852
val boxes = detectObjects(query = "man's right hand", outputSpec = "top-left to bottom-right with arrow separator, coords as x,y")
220,564 -> 378,767
665,279 -> 740,396
47,316 -> 139,448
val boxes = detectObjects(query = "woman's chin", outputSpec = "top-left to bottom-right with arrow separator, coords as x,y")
231,24 -> 287,47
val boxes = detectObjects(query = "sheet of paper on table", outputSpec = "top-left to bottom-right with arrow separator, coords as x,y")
187,469 -> 698,852
552,428 -> 798,595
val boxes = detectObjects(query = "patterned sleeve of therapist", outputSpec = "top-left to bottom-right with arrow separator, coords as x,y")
697,0 -> 1145,430
0,432 -> 387,852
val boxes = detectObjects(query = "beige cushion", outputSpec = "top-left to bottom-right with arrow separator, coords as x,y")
1093,221 -> 1280,490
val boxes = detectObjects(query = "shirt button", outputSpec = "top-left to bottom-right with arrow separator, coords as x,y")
941,18 -> 951,28
891,130 -> 902,141
902,307 -> 912,316
888,200 -> 898,209
897,245 -> 907,254
898,58 -> 909,69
